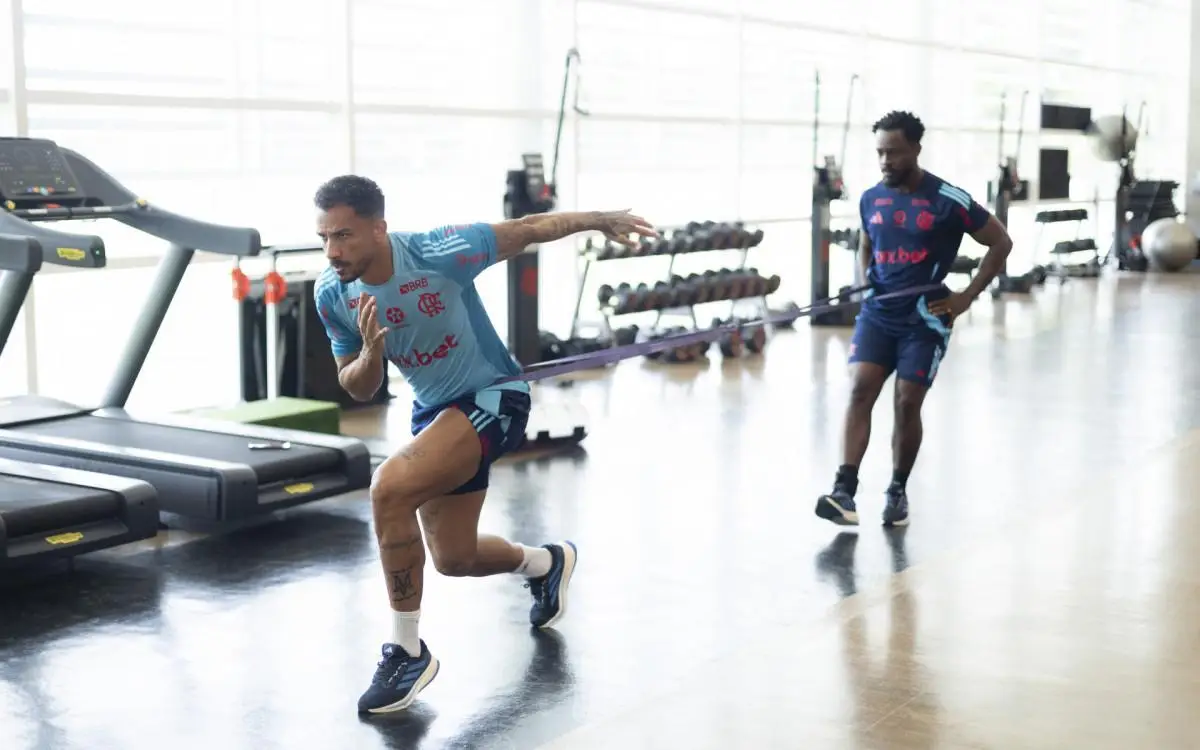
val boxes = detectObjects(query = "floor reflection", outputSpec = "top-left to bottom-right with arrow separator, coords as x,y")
3,275 -> 1200,749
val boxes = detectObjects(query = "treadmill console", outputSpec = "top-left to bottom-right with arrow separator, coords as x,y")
0,138 -> 87,208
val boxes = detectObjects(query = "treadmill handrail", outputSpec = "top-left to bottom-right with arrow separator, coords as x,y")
60,148 -> 263,257
0,426 -> 263,475
0,234 -> 42,274
108,408 -> 371,452
0,212 -> 107,268
0,455 -> 155,494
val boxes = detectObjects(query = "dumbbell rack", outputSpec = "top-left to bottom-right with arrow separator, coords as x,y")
567,221 -> 772,345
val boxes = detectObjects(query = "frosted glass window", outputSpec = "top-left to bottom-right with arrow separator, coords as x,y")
352,0 -> 542,110
575,1 -> 738,119
21,0 -> 341,100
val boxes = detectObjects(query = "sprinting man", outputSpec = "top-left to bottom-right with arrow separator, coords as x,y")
312,175 -> 657,714
815,111 -> 1013,527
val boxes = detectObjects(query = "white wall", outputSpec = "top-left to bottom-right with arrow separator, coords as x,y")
0,0 -> 1193,410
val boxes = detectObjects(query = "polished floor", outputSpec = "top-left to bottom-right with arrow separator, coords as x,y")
3,272 -> 1200,750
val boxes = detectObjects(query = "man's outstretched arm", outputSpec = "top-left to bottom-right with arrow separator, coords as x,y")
491,209 -> 657,262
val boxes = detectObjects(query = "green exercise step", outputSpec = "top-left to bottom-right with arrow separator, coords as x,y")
189,397 -> 342,436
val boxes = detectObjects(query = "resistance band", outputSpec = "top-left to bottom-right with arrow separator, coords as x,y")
507,283 -> 946,383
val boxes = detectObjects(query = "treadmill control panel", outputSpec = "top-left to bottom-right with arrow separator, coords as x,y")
0,138 -> 85,204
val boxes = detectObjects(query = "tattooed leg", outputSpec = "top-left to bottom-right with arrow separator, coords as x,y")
380,530 -> 425,611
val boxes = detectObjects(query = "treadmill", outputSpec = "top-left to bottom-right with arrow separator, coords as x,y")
0,233 -> 159,568
0,136 -> 372,523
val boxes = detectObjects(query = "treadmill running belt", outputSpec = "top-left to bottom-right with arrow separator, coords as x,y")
0,475 -> 122,538
15,416 -> 339,484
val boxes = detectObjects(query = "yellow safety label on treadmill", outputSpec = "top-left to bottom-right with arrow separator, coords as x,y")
284,482 -> 314,495
56,247 -> 85,262
46,532 -> 84,545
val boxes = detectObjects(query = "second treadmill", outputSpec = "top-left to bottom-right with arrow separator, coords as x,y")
0,234 -> 159,569
0,137 -> 372,523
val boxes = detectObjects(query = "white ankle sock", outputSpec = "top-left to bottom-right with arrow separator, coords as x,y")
513,544 -> 552,578
391,609 -> 421,656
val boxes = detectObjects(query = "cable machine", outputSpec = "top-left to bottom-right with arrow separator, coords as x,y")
504,47 -> 588,365
810,71 -> 863,327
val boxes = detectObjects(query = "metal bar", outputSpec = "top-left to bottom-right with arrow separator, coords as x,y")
265,254 -> 279,400
0,273 -> 32,358
99,244 -> 194,409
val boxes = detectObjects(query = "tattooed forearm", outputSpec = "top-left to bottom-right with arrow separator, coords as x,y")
389,566 -> 419,603
493,211 -> 602,260
521,212 -> 601,243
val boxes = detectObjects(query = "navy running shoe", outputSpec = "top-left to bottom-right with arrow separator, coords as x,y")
882,485 -> 909,527
526,541 -> 577,629
815,486 -> 859,526
357,640 -> 440,714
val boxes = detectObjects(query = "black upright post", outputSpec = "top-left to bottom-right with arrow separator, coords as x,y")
507,250 -> 541,366
810,159 -> 858,327
503,153 -> 556,367
810,170 -> 832,306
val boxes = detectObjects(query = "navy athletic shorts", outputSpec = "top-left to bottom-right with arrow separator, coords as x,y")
849,315 -> 951,388
410,383 -> 532,494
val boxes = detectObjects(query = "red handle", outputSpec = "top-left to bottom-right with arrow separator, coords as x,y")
264,271 -> 287,305
232,268 -> 251,301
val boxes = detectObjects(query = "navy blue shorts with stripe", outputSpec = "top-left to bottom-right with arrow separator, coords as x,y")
850,315 -> 950,389
410,383 -> 532,495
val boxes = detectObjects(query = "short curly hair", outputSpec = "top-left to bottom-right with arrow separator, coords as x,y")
314,175 -> 385,219
871,111 -> 925,144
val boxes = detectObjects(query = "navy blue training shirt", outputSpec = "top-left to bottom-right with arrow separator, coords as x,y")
858,170 -> 991,335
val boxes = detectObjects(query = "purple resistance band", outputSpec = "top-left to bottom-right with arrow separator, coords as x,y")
503,283 -> 947,384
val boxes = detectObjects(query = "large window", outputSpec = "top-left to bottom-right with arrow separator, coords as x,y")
32,263 -> 240,412
4,0 -> 1194,407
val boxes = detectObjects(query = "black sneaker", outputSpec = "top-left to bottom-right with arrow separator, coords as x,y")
357,641 -> 440,715
526,541 -> 577,629
882,485 -> 909,527
815,486 -> 859,526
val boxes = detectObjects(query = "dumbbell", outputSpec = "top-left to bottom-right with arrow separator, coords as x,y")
668,231 -> 692,254
652,281 -> 680,308
596,282 -> 623,307
682,273 -> 707,304
612,325 -> 639,347
599,282 -> 632,313
637,283 -> 661,311
741,319 -> 767,354
590,237 -> 620,261
725,269 -> 746,298
634,236 -> 656,257
703,270 -> 727,300
727,222 -> 748,248
674,278 -> 701,306
614,283 -> 641,314
745,269 -> 770,296
718,326 -> 744,358
581,237 -> 598,259
707,223 -> 730,250
604,239 -> 631,259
